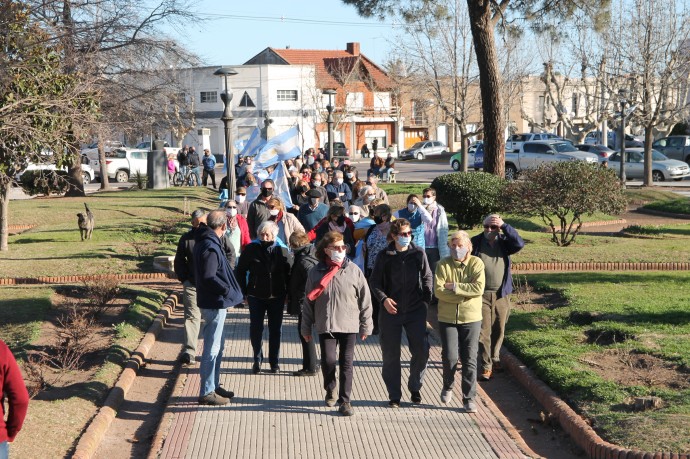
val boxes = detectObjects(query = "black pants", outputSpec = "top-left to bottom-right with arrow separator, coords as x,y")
319,333 -> 356,403
202,169 -> 216,188
297,313 -> 318,371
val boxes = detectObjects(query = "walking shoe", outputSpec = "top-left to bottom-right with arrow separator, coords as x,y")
464,400 -> 478,413
325,390 -> 337,407
479,369 -> 492,381
440,388 -> 453,404
198,392 -> 229,406
293,369 -> 318,377
388,399 -> 400,408
411,391 -> 422,404
215,386 -> 235,399
179,353 -> 193,365
339,402 -> 355,416
252,362 -> 261,374
269,364 -> 280,374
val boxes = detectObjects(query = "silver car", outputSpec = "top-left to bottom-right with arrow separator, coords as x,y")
399,140 -> 448,160
606,148 -> 690,181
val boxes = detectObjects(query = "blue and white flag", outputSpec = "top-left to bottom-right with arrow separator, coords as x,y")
267,162 -> 294,208
240,127 -> 266,159
254,126 -> 301,169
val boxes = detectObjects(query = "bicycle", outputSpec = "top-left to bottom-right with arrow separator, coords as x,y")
172,168 -> 200,187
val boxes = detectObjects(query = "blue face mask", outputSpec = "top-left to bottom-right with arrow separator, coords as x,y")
397,235 -> 412,247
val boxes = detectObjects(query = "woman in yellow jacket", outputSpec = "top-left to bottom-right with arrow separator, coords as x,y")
434,230 -> 485,413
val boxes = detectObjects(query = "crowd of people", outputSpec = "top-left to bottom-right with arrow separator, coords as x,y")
174,151 -> 524,417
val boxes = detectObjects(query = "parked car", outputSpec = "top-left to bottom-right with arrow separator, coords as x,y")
330,141 -> 349,160
505,133 -> 561,152
135,141 -> 180,156
651,136 -> 690,164
80,140 -> 126,162
17,157 -> 95,186
606,148 -> 690,182
449,146 -> 479,171
399,140 -> 448,160
576,144 -> 616,161
504,140 -> 598,180
584,131 -> 643,148
95,148 -> 149,183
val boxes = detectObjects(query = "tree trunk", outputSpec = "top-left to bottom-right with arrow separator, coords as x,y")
0,186 -> 9,251
466,0 -> 504,178
643,126 -> 654,186
64,163 -> 85,197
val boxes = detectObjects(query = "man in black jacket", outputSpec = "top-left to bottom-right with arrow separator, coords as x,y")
369,218 -> 433,407
193,210 -> 244,405
187,146 -> 201,186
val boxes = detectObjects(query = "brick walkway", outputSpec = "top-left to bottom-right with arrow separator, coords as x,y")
155,308 -> 529,459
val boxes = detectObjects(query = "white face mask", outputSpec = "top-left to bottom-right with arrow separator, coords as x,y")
269,209 -> 280,216
313,181 -> 321,187
407,203 -> 417,213
237,195 -> 246,203
329,249 -> 346,263
226,208 -> 237,217
346,173 -> 354,179
423,197 -> 434,206
336,178 -> 344,185
452,246 -> 469,261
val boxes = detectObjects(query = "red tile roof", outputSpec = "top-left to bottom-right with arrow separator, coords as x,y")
269,47 -> 392,90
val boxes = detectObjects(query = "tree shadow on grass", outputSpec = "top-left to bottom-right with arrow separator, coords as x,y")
34,380 -> 110,403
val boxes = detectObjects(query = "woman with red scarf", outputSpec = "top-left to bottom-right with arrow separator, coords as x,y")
267,197 -> 304,246
224,199 -> 251,262
301,231 -> 373,417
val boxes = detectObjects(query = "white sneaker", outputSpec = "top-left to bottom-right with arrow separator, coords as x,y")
464,400 -> 478,413
440,389 -> 453,404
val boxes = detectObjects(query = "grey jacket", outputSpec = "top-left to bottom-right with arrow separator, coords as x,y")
301,258 -> 373,336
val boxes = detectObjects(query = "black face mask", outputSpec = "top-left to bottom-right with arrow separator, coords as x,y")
336,215 -> 345,225
298,185 -> 308,194
261,188 -> 273,197
260,240 -> 273,249
373,215 -> 383,224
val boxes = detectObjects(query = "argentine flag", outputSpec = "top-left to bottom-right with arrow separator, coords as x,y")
267,162 -> 295,208
240,127 -> 266,159
254,126 -> 301,169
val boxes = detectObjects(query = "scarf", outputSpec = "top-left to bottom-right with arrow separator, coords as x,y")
270,210 -> 284,224
227,215 -> 238,230
306,259 -> 342,301
329,221 -> 346,233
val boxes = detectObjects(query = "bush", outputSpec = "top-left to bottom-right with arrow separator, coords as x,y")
503,161 -> 626,246
431,172 -> 506,229
19,169 -> 70,196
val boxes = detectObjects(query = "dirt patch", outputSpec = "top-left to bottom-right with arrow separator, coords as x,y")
581,349 -> 690,391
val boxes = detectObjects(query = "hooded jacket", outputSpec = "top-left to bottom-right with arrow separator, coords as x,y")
369,241 -> 433,314
236,239 -> 293,300
287,244 -> 319,315
192,225 -> 243,309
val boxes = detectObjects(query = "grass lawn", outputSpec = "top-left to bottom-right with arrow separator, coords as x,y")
642,198 -> 690,215
508,272 -> 690,453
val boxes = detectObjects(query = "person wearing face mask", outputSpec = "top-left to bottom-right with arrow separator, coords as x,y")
325,170 -> 352,203
471,214 -> 524,382
366,174 -> 389,204
369,219 -> 433,408
309,174 -> 330,206
394,194 -> 432,250
312,203 -> 355,255
267,197 -> 304,246
302,231 -> 373,417
344,165 -> 359,189
353,185 -> 377,217
420,187 -> 450,289
434,230 -> 486,413
247,179 -> 276,239
298,189 -> 329,232
362,204 -> 393,335
292,179 -> 311,208
224,200 -> 250,261
348,204 -> 374,272
233,186 -> 250,218
236,221 -> 294,374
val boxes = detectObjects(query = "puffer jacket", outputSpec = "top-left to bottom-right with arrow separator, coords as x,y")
236,239 -> 293,300
301,258 -> 373,336
287,244 -> 318,315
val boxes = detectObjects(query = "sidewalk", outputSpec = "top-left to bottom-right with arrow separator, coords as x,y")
153,309 -> 530,459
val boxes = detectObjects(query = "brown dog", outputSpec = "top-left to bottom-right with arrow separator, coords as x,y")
77,203 -> 94,240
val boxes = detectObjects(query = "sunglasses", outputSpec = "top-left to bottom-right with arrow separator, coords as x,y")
423,195 -> 434,198
226,206 -> 237,209
237,193 -> 246,196
348,212 -> 359,216
328,245 -> 347,252
398,231 -> 412,237
484,225 -> 499,230
267,205 -> 276,210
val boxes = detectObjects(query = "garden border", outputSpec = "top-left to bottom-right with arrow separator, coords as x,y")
0,272 -> 176,285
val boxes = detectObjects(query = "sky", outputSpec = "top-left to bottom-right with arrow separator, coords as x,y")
176,0 -> 396,67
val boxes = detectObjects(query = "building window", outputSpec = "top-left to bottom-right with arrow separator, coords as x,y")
571,93 -> 579,117
346,92 -> 364,111
277,90 -> 298,101
200,91 -> 217,103
240,91 -> 255,107
374,92 -> 390,111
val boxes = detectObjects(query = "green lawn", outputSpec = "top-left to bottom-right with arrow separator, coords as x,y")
508,272 -> 690,453
643,198 -> 690,215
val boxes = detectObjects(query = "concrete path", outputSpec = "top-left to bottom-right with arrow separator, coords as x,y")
154,308 -> 530,459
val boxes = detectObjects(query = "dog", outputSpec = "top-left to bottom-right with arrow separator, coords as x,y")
77,203 -> 94,240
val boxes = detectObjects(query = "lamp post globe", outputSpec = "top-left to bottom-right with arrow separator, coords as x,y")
323,89 -> 337,161
214,67 -> 238,199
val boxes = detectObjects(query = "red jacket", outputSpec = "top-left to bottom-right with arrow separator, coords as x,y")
0,340 -> 29,443
227,214 -> 251,250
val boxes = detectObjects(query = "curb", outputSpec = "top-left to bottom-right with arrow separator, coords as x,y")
513,261 -> 690,272
500,348 -> 690,459
0,272 -> 176,285
71,293 -> 180,459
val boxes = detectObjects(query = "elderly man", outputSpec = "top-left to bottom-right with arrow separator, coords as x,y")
366,173 -> 388,204
325,170 -> 352,203
471,214 -> 524,381
193,210 -> 244,405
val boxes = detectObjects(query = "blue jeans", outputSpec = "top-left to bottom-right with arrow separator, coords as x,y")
192,166 -> 202,186
0,441 -> 8,459
439,320 -> 481,403
248,296 -> 284,366
199,307 -> 227,397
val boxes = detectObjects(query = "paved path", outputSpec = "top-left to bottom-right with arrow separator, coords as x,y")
155,309 -> 529,459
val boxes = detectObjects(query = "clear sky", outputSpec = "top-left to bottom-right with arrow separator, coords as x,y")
178,0 -> 395,66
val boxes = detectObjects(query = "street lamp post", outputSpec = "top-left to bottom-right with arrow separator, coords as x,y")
214,67 -> 238,199
323,89 -> 337,160
619,88 -> 628,189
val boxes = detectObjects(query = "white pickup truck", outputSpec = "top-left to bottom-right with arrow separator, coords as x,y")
504,140 -> 599,180
91,148 -> 149,183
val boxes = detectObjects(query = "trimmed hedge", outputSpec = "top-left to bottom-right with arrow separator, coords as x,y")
431,172 -> 505,229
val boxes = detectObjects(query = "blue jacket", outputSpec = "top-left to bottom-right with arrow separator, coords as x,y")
470,223 -> 524,299
202,154 -> 216,171
325,182 -> 352,202
193,225 -> 243,309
